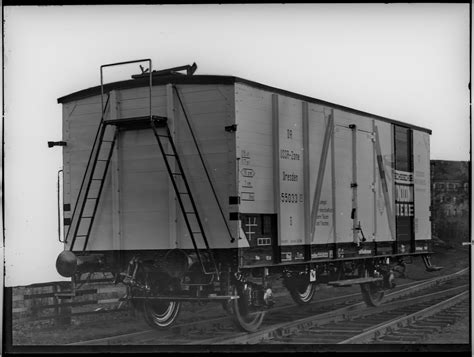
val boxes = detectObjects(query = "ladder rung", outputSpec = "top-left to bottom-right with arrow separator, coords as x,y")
87,197 -> 98,199
172,173 -> 182,175
165,154 -> 175,157
91,178 -> 103,181
179,192 -> 189,195
157,135 -> 170,138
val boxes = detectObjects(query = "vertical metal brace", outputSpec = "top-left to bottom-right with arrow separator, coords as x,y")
331,109 -> 337,247
272,94 -> 281,251
57,169 -> 65,243
349,124 -> 359,245
391,124 -> 397,245
372,120 -> 377,240
302,102 -> 311,248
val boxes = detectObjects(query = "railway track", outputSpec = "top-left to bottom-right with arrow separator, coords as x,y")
68,268 -> 469,345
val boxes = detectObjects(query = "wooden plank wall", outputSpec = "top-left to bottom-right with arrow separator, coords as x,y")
172,85 -> 237,249
11,276 -> 128,325
62,83 -> 237,251
235,82 -> 398,248
413,130 -> 431,241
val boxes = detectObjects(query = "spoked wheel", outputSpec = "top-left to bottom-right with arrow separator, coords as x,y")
360,281 -> 385,307
143,299 -> 181,328
231,285 -> 265,332
288,280 -> 316,305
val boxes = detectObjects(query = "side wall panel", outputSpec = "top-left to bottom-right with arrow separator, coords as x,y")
413,130 -> 431,241
234,84 -> 274,215
172,85 -> 237,250
277,96 -> 305,248
307,104 -> 334,246
118,129 -> 169,250
63,97 -> 115,251
234,85 -> 404,261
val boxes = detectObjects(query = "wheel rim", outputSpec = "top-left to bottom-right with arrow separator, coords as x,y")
144,300 -> 180,328
296,282 -> 315,302
232,286 -> 265,332
368,283 -> 384,302
361,282 -> 384,306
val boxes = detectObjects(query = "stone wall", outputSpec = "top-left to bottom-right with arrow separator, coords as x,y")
430,160 -> 470,243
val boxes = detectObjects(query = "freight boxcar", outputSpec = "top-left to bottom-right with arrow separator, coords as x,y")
54,59 -> 439,331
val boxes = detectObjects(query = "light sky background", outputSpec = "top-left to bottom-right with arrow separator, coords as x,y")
4,4 -> 470,286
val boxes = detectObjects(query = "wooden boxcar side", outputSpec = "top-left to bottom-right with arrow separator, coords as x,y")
234,81 -> 430,266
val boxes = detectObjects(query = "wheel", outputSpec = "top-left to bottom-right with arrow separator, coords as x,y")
288,281 -> 316,305
231,285 -> 265,332
360,282 -> 384,307
140,271 -> 182,329
143,299 -> 181,328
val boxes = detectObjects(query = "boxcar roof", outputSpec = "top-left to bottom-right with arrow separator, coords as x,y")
57,74 -> 431,134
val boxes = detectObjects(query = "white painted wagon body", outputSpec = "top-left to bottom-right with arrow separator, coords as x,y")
58,73 -> 431,267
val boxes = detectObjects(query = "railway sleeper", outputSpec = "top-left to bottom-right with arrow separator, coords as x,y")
396,326 -> 441,334
423,317 -> 458,324
379,334 -> 421,342
389,331 -> 427,339
413,321 -> 453,329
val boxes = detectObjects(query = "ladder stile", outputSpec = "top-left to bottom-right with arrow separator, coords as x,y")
82,126 -> 118,251
68,120 -> 118,252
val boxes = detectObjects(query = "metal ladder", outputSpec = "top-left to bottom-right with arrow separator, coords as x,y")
150,117 -> 219,276
66,59 -> 152,251
66,113 -> 118,251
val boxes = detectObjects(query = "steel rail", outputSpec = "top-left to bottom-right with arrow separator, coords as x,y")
192,268 -> 469,345
66,268 -> 468,346
66,289 -> 362,346
339,290 -> 469,344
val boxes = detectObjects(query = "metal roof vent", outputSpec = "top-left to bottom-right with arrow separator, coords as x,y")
131,62 -> 198,79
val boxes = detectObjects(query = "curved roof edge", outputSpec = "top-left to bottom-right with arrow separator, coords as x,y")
57,74 -> 432,134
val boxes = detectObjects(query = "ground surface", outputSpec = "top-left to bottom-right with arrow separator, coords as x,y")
11,244 -> 470,347
422,316 -> 470,344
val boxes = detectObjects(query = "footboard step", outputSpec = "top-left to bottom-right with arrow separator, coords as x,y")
327,277 -> 383,287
